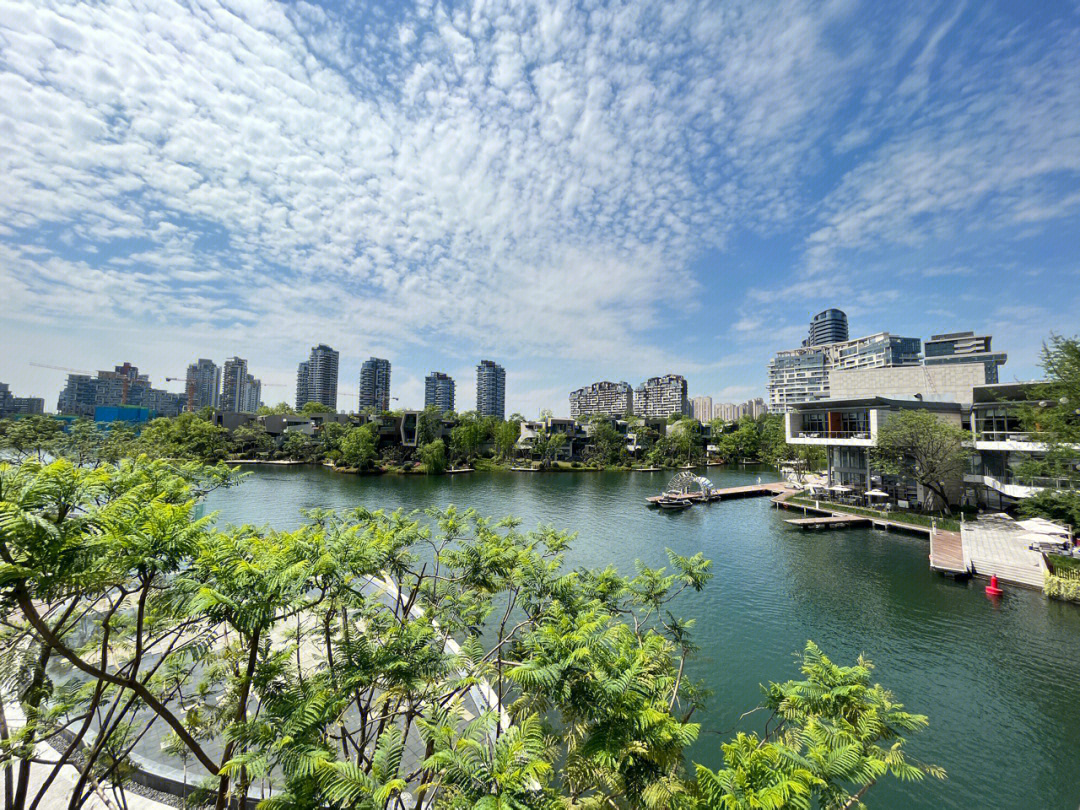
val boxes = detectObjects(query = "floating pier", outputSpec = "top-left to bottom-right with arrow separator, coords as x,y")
785,515 -> 871,530
646,480 -> 792,506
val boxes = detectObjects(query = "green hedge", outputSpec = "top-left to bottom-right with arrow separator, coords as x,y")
1044,569 -> 1080,602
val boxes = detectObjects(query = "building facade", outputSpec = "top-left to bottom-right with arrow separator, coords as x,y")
0,383 -> 45,416
243,374 -> 262,414
476,360 -> 506,419
186,358 -> 221,411
803,308 -> 849,347
829,362 -> 992,405
690,395 -> 713,422
786,396 -> 964,508
221,357 -> 249,412
633,374 -> 689,419
57,363 -> 183,419
359,357 -> 392,412
767,332 -> 922,413
924,331 -> 1007,385
296,344 -> 339,410
569,381 -> 633,419
424,372 -> 456,412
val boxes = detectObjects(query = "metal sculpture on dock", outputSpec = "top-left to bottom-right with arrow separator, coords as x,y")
665,472 -> 715,497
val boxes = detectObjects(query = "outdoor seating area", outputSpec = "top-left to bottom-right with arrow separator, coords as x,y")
803,482 -> 896,509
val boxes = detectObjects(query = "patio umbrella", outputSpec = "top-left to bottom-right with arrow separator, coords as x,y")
827,484 -> 851,492
864,489 -> 889,498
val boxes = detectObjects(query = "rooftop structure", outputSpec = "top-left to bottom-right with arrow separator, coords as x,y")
924,331 -> 1007,384
569,381 -> 633,419
802,308 -> 849,346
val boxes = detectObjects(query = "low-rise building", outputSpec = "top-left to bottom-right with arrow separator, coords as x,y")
786,396 -> 964,508
0,383 -> 45,416
57,363 -> 182,419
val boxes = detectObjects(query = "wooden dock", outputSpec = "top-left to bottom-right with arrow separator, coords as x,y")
785,515 -> 871,530
929,529 -> 966,575
646,482 -> 792,505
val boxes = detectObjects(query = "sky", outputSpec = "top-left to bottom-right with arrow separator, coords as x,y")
1,0 -> 1078,415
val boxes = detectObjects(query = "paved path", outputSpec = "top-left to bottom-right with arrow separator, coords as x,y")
962,519 -> 1047,588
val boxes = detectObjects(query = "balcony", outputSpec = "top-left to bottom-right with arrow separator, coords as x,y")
971,431 -> 1049,451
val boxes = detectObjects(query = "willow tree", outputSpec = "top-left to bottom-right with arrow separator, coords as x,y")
0,457 -> 940,810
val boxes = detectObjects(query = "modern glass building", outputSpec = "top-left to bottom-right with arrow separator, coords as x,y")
186,358 -> 221,411
803,308 -> 849,346
296,344 -> 339,410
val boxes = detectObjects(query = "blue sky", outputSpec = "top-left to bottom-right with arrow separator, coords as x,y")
1,0 -> 1077,415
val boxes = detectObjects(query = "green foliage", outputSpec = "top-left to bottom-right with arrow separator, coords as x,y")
300,401 -> 335,415
136,411 -> 229,461
494,418 -> 521,460
417,406 -> 443,446
0,415 -> 65,460
229,421 -> 275,458
420,439 -> 448,474
0,458 -> 939,810
340,423 -> 378,469
871,410 -> 968,514
258,402 -> 297,415
1017,489 -> 1080,528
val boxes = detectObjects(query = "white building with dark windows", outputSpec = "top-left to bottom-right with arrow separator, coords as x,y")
186,358 -> 221,411
425,372 -> 455,412
569,381 -> 633,419
296,344 -> 339,410
633,374 -> 689,419
476,360 -> 506,419
767,332 -> 922,413
359,357 -> 392,412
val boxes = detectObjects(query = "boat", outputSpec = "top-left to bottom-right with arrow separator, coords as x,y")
655,496 -> 693,510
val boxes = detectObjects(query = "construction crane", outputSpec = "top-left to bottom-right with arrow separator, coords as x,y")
164,376 -> 197,413
29,361 -> 94,375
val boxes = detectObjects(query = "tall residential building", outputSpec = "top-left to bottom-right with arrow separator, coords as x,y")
424,372 -> 456,412
802,308 -> 849,347
476,360 -> 506,419
714,402 -> 737,422
569,381 -> 633,419
0,383 -> 45,416
185,358 -> 221,411
221,357 -> 248,412
57,363 -> 183,418
633,374 -> 689,419
295,362 -> 309,410
359,357 -> 392,412
749,397 -> 767,418
690,395 -> 713,422
296,344 -> 339,410
767,332 -> 922,413
923,331 -> 1006,384
243,374 -> 262,414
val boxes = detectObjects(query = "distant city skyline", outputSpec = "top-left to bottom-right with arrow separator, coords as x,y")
1,2 -> 1076,416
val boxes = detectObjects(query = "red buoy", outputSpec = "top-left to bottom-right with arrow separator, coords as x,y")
985,575 -> 1003,597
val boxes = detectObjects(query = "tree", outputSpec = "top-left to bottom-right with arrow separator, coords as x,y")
587,417 -> 625,466
136,412 -> 229,461
494,418 -> 521,460
281,430 -> 315,461
229,421 -> 274,458
419,438 -> 447,474
416,406 -> 442,446
1016,335 -> 1080,525
59,418 -> 103,465
340,423 -> 378,469
300,401 -> 335,415
0,415 -> 64,460
258,402 -> 297,415
871,410 -> 969,514
0,457 -> 940,810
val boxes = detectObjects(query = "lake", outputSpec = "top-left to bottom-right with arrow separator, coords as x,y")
203,463 -> 1080,809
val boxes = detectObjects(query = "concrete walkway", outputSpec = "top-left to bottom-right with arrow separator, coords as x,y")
962,517 -> 1047,588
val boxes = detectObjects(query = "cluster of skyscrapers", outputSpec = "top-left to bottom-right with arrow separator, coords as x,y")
766,309 -> 1007,412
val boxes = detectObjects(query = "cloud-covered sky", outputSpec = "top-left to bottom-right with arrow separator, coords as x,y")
2,0 -> 1078,414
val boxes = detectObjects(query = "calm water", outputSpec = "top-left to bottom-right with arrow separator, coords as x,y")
203,465 -> 1080,809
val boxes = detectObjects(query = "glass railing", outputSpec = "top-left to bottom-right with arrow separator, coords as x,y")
974,430 -> 1034,442
795,430 -> 871,439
